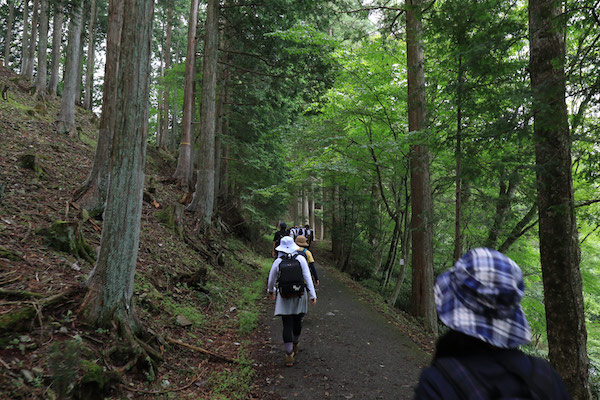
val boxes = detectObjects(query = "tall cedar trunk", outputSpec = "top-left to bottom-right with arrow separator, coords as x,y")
187,0 -> 219,227
72,0 -> 123,216
309,185 -> 315,231
453,54 -> 463,262
81,0 -> 153,328
407,0 -> 437,335
20,0 -> 29,75
303,188 -> 309,225
34,0 -> 49,97
219,72 -> 230,197
3,0 -> 15,68
57,1 -> 83,136
83,0 -> 96,110
172,0 -> 199,189
156,51 -> 163,145
25,0 -> 39,80
529,0 -> 590,398
321,180 -> 325,240
75,7 -> 86,107
213,60 -> 228,206
48,1 -> 64,96
332,185 -> 342,261
159,3 -> 173,149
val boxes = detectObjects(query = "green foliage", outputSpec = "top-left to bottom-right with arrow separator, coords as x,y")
207,351 -> 254,400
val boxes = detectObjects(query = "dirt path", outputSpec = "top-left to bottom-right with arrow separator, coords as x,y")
254,260 -> 431,399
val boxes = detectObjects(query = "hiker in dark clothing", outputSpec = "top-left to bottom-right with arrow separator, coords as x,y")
295,235 -> 319,287
272,222 -> 289,258
414,248 -> 570,400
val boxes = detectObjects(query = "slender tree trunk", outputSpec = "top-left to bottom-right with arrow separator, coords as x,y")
25,0 -> 39,80
34,0 -> 49,98
75,6 -> 87,107
187,0 -> 219,228
159,3 -> 173,149
332,185 -> 342,261
484,171 -> 520,249
81,0 -> 154,329
309,184 -> 315,230
57,1 -> 83,136
453,54 -> 463,262
303,188 -> 309,226
3,0 -> 15,68
407,0 -> 437,335
48,0 -> 64,96
213,61 -> 228,207
72,0 -> 123,217
172,0 -> 199,189
20,0 -> 30,75
83,0 -> 96,110
529,0 -> 590,397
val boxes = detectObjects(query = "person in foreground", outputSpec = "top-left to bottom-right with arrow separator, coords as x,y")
267,236 -> 317,366
414,247 -> 570,399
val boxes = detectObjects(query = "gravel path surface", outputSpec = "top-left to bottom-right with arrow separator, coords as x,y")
255,260 -> 431,399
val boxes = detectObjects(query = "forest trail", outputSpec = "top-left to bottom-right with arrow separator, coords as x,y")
254,254 -> 431,399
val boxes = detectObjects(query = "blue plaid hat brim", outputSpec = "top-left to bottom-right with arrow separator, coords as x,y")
435,254 -> 532,349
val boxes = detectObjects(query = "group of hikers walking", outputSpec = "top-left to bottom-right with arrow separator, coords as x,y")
266,221 -> 570,398
268,222 -> 319,366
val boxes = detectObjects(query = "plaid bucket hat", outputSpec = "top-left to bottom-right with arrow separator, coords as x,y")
435,247 -> 532,349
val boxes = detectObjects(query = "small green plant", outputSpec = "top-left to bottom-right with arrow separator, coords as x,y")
208,353 -> 254,400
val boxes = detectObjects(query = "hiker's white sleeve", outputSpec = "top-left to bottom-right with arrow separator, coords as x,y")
299,256 -> 316,299
267,258 -> 280,293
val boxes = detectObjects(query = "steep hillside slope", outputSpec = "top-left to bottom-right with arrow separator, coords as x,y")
0,65 -> 268,399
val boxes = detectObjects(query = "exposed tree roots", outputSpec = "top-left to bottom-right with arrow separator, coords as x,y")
0,287 -> 79,334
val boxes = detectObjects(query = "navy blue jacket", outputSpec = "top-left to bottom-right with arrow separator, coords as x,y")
414,331 -> 571,399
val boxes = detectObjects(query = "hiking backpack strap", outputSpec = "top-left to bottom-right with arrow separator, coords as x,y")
493,353 -> 555,400
433,358 -> 488,400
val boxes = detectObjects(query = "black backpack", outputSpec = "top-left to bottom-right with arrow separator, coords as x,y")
276,254 -> 305,298
434,353 -> 557,400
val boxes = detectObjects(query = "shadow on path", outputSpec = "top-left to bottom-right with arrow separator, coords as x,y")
255,259 -> 431,399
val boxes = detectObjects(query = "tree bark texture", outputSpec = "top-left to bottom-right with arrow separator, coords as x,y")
57,1 -> 83,135
3,0 -> 15,68
20,0 -> 30,75
81,0 -> 154,328
48,0 -> 64,96
25,0 -> 39,80
407,0 -> 437,335
187,0 -> 219,227
529,0 -> 590,398
158,3 -> 173,149
83,0 -> 97,110
34,0 -> 49,97
453,54 -> 463,262
73,0 -> 123,217
173,0 -> 199,189
75,7 -> 87,107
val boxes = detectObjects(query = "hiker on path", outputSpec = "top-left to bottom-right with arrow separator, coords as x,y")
304,224 -> 313,247
272,222 -> 289,258
295,235 -> 319,287
267,236 -> 317,366
413,247 -> 570,399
